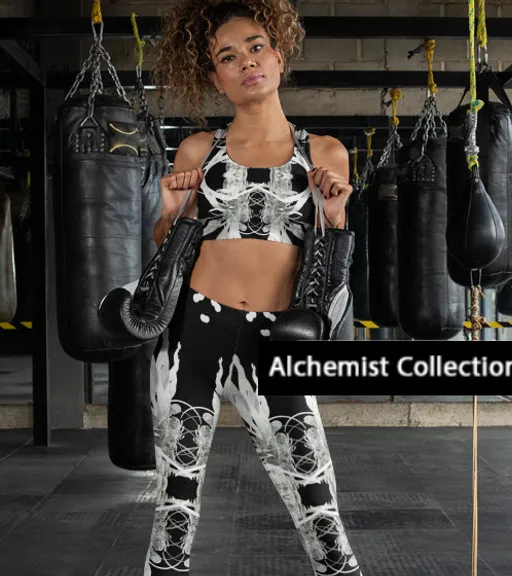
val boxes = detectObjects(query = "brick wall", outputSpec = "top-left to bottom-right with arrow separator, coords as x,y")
82,0 -> 512,118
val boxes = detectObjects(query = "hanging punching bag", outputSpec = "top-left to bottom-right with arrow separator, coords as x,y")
0,191 -> 17,322
446,69 -> 510,287
347,178 -> 371,319
53,25 -> 143,363
497,279 -> 512,316
368,97 -> 402,328
348,134 -> 374,320
368,165 -> 400,327
12,182 -> 32,322
397,96 -> 465,340
107,79 -> 168,471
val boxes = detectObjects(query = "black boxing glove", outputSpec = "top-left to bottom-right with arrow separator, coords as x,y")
270,227 -> 355,341
98,217 -> 203,341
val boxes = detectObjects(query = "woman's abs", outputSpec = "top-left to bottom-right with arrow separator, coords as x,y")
189,238 -> 300,312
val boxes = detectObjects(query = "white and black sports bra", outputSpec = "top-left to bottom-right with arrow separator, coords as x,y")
195,124 -> 319,247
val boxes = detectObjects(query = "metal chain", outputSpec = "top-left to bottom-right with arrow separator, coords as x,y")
377,124 -> 402,168
97,43 -> 130,102
64,20 -> 130,116
410,94 -> 447,156
158,93 -> 165,125
359,157 -> 375,191
135,67 -> 150,122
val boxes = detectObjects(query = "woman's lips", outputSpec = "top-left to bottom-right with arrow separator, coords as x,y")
242,74 -> 264,86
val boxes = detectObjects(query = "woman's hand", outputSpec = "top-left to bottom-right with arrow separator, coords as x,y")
160,168 -> 204,219
308,167 -> 353,228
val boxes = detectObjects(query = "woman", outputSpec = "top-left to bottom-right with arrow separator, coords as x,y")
145,1 -> 362,574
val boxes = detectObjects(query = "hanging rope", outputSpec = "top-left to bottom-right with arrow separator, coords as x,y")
467,0 -> 485,170
92,0 -> 103,24
359,127 -> 375,190
469,285 -> 486,341
131,12 -> 146,70
477,0 -> 488,52
352,146 -> 359,182
472,395 -> 479,576
390,88 -> 402,126
424,39 -> 437,95
365,127 -> 375,160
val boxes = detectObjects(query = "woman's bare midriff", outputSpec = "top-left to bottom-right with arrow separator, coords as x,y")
189,238 -> 300,312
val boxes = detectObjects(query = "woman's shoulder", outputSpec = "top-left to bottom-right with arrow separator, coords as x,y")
308,133 -> 349,167
174,130 -> 217,169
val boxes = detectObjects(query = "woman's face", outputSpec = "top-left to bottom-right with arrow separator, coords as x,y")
208,17 -> 284,106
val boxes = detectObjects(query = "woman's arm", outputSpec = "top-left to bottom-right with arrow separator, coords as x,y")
153,131 -> 215,248
309,135 -> 352,229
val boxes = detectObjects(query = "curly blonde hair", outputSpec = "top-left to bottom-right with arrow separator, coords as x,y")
152,0 -> 305,127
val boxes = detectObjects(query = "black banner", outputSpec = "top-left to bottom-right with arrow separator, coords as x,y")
258,340 -> 511,395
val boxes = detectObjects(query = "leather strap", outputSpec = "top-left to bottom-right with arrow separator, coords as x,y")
458,68 -> 512,113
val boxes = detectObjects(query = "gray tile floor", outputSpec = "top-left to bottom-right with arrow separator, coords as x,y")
0,427 -> 511,576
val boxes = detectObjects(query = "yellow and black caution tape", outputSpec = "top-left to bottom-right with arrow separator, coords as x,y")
0,321 -> 32,330
4,319 -> 512,331
354,320 -> 512,329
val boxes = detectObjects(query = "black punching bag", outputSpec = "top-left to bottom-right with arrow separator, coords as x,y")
53,36 -> 144,362
368,165 -> 399,327
348,178 -> 371,320
497,279 -> 512,316
447,70 -> 512,287
107,104 -> 168,470
0,191 -> 16,322
397,133 -> 465,340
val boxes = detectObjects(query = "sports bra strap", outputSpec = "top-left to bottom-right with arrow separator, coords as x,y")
289,123 -> 326,236
175,123 -> 327,236
173,130 -> 224,222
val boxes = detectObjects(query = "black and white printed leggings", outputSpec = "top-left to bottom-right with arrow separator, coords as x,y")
144,286 -> 362,576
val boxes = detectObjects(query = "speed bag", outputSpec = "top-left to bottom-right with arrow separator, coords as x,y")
0,191 -> 17,322
139,115 -> 167,266
446,87 -> 512,287
497,279 -> 512,316
397,136 -> 465,340
368,165 -> 399,327
347,182 -> 371,320
53,93 -> 144,363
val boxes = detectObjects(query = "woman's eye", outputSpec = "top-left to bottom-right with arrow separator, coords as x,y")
220,45 -> 264,63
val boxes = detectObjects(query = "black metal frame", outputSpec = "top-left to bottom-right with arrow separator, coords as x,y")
1,17 -> 511,40
0,45 -> 48,445
0,15 -> 511,446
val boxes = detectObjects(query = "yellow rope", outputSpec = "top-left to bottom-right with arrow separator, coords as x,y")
467,0 -> 485,170
365,127 -> 375,159
352,147 -> 359,180
390,88 -> 402,126
477,0 -> 487,49
92,0 -> 103,24
131,13 -> 145,69
424,39 -> 437,94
